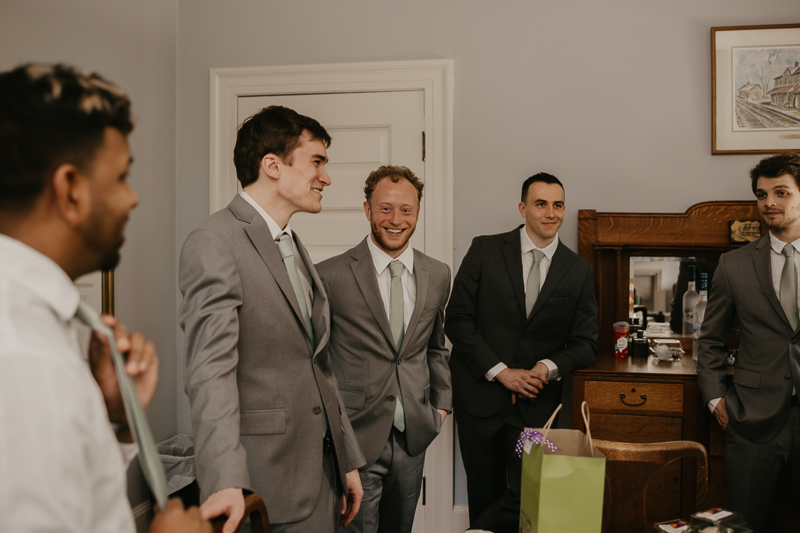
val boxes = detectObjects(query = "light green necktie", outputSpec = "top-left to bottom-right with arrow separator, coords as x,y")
525,250 -> 545,317
75,302 -> 168,510
781,243 -> 799,330
389,260 -> 406,432
275,233 -> 328,435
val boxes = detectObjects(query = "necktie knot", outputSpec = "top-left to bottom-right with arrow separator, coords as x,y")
389,260 -> 403,278
784,244 -> 795,258
275,233 -> 294,260
532,249 -> 545,264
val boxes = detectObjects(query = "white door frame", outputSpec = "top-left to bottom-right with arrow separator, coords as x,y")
209,59 -> 455,532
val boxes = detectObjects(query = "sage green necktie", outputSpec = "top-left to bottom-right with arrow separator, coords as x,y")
525,250 -> 545,317
275,233 -> 328,435
75,302 -> 168,510
781,244 -> 799,330
389,260 -> 406,432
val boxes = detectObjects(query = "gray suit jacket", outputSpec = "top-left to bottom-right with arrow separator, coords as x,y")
697,235 -> 800,443
179,196 -> 365,523
316,238 -> 452,466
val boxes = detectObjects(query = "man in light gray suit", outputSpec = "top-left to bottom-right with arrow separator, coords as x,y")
180,106 -> 365,533
316,165 -> 452,533
697,153 -> 800,533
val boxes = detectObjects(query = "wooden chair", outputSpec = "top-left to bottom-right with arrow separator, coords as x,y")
210,493 -> 271,533
594,439 -> 708,533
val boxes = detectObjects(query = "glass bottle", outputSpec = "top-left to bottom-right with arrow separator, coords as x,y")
682,264 -> 699,336
692,272 -> 708,361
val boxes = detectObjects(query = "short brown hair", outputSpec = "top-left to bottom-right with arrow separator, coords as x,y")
749,153 -> 800,194
233,105 -> 331,188
364,165 -> 424,204
0,63 -> 133,211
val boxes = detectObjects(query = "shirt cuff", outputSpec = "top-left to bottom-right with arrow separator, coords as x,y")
708,397 -> 721,414
485,363 -> 508,381
540,359 -> 560,381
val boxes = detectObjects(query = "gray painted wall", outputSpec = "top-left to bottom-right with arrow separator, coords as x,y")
0,0 -> 178,512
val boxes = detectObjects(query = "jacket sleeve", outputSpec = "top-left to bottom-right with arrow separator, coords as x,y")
546,264 -> 599,377
179,228 -> 251,501
445,237 -> 505,379
696,255 -> 736,406
428,264 -> 453,411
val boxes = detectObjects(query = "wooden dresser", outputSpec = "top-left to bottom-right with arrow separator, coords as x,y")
572,201 -> 760,523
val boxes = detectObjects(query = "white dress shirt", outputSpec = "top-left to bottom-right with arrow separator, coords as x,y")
366,236 -> 416,329
708,232 -> 800,413
0,234 -> 136,533
485,229 -> 560,382
240,191 -> 314,314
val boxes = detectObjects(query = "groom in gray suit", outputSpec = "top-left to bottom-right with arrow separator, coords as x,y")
180,106 -> 365,533
697,153 -> 800,533
316,165 -> 452,533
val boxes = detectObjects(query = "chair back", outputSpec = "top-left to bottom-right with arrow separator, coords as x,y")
593,439 -> 708,533
211,493 -> 271,533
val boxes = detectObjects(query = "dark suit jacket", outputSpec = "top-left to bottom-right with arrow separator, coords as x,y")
697,235 -> 800,443
179,196 -> 364,523
316,238 -> 452,466
445,226 -> 598,426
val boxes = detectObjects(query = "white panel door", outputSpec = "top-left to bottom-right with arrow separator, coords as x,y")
237,91 -> 425,262
238,90 -> 436,532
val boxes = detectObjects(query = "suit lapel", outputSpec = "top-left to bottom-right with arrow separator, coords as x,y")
528,241 -> 572,321
400,250 -> 429,357
350,239 -> 397,350
753,235 -> 792,328
501,227 -> 527,317
294,232 -> 329,355
230,196 -> 313,349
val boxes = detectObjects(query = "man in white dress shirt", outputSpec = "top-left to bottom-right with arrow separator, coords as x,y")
0,63 -> 209,533
697,153 -> 800,533
316,166 -> 452,533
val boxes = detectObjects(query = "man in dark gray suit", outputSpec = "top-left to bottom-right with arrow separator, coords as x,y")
316,165 -> 452,533
180,106 -> 365,533
697,153 -> 800,533
446,173 -> 598,533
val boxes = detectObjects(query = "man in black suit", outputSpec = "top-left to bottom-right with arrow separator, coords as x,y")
445,173 -> 598,533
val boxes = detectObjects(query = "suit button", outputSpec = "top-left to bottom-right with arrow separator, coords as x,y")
313,406 -> 322,414
388,395 -> 396,402
786,374 -> 792,380
397,360 -> 402,365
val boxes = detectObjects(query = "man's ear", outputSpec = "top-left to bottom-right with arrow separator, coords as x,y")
363,201 -> 372,222
261,153 -> 282,181
518,201 -> 527,219
51,163 -> 90,227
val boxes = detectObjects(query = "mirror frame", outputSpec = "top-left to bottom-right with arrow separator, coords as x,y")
578,201 -> 761,355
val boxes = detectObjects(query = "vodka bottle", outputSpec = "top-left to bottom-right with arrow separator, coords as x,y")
692,273 -> 709,361
682,264 -> 700,336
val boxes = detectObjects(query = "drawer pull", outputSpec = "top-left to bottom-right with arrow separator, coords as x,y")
619,392 -> 647,407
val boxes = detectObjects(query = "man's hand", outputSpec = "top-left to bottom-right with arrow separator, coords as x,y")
497,368 -> 545,400
88,315 -> 158,440
340,469 -> 363,527
200,487 -> 244,533
150,498 -> 211,533
438,409 -> 448,427
714,398 -> 729,431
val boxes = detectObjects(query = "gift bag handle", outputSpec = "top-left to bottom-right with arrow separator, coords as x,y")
540,404 -> 562,444
581,400 -> 595,448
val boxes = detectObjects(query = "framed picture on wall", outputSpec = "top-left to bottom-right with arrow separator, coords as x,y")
712,24 -> 800,154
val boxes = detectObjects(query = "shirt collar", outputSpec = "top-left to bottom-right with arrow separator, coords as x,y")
0,234 -> 80,322
240,191 -> 295,241
768,231 -> 800,255
366,235 -> 414,276
520,227 -> 559,260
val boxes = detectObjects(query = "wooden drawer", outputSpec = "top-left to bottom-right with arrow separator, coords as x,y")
591,413 -> 682,443
585,380 -> 683,415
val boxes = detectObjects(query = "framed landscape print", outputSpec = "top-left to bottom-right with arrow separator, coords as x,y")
712,24 -> 800,154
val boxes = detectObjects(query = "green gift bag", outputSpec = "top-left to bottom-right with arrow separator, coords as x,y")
519,402 -> 606,533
